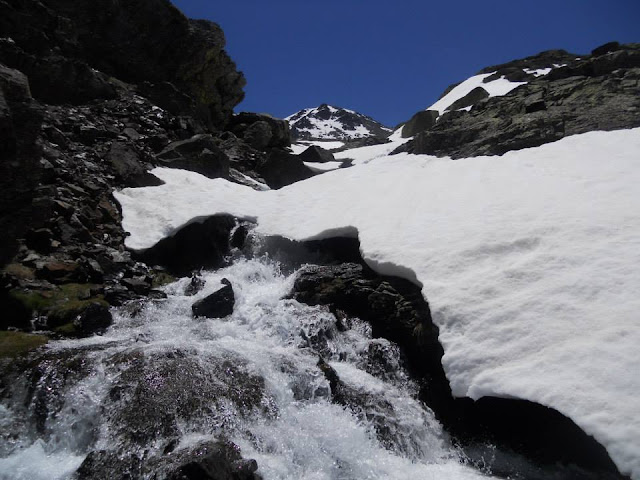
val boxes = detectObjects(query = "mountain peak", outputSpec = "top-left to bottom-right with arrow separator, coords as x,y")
286,104 -> 391,141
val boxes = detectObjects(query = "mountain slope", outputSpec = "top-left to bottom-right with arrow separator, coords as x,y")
395,43 -> 640,157
286,103 -> 391,141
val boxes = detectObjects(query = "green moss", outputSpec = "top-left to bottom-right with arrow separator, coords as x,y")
152,271 -> 176,288
9,284 -> 108,328
0,331 -> 49,358
54,323 -> 78,337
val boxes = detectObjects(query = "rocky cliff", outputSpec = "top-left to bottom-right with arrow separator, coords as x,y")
396,42 -> 640,158
0,0 -> 298,335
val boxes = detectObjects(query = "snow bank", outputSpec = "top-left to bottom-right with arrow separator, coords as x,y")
428,72 -> 526,114
115,128 -> 640,479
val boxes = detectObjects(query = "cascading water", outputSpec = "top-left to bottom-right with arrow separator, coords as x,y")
0,249 -> 495,479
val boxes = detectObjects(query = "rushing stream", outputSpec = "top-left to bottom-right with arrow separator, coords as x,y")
0,248 -> 494,479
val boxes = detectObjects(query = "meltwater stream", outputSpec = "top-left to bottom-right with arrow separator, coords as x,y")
0,255 -> 493,479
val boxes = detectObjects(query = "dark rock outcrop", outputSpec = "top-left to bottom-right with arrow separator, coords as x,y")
401,110 -> 439,138
192,278 -> 235,318
156,134 -> 230,179
228,112 -> 291,150
298,145 -> 335,163
0,62 -> 44,267
397,43 -> 640,159
445,86 -> 489,111
134,215 -> 237,277
257,149 -> 315,189
72,302 -> 113,336
106,142 -> 163,187
0,0 -> 245,129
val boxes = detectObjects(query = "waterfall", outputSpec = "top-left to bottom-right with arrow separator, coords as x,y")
0,253 -> 492,479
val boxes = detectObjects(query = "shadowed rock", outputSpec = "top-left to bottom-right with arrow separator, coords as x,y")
401,110 -> 439,138
298,145 -> 335,163
192,278 -> 235,319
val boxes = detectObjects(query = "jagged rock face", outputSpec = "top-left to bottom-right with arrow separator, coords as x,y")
399,43 -> 640,158
0,0 -> 245,128
227,112 -> 291,150
0,63 -> 43,267
257,149 -> 315,189
286,103 -> 391,141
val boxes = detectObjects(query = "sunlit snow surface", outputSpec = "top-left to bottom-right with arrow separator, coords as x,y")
428,72 -> 526,114
116,128 -> 640,479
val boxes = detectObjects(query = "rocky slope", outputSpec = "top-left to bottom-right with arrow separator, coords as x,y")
0,0 -> 303,338
286,103 -> 392,142
396,42 -> 640,158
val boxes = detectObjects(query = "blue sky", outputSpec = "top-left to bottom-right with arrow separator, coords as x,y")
171,0 -> 639,127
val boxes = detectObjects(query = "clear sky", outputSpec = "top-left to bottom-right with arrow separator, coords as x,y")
170,0 -> 639,127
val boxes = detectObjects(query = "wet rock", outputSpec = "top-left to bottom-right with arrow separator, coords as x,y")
121,277 -> 152,296
192,278 -> 234,319
104,284 -> 137,306
75,451 -> 142,480
298,145 -> 335,163
72,302 -> 112,336
106,350 -> 272,447
156,134 -> 230,179
257,148 -> 315,189
184,273 -> 205,296
166,440 -> 261,480
401,110 -> 439,138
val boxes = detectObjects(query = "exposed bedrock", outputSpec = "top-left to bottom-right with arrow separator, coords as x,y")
0,0 -> 246,128
288,236 -> 626,479
1,345 -> 266,479
397,43 -> 640,159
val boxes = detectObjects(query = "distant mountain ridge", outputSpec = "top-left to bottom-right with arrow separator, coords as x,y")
286,103 -> 391,141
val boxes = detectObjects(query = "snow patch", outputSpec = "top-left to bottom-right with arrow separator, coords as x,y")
429,73 -> 526,114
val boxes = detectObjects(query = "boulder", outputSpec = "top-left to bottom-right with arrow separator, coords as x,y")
156,134 -> 230,179
401,110 -> 439,138
257,149 -> 315,189
106,142 -> 163,187
134,215 -> 237,277
73,302 -> 113,336
227,112 -> 291,150
298,145 -> 335,163
192,278 -> 234,319
445,86 -> 489,111
184,273 -> 205,296
166,440 -> 260,480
